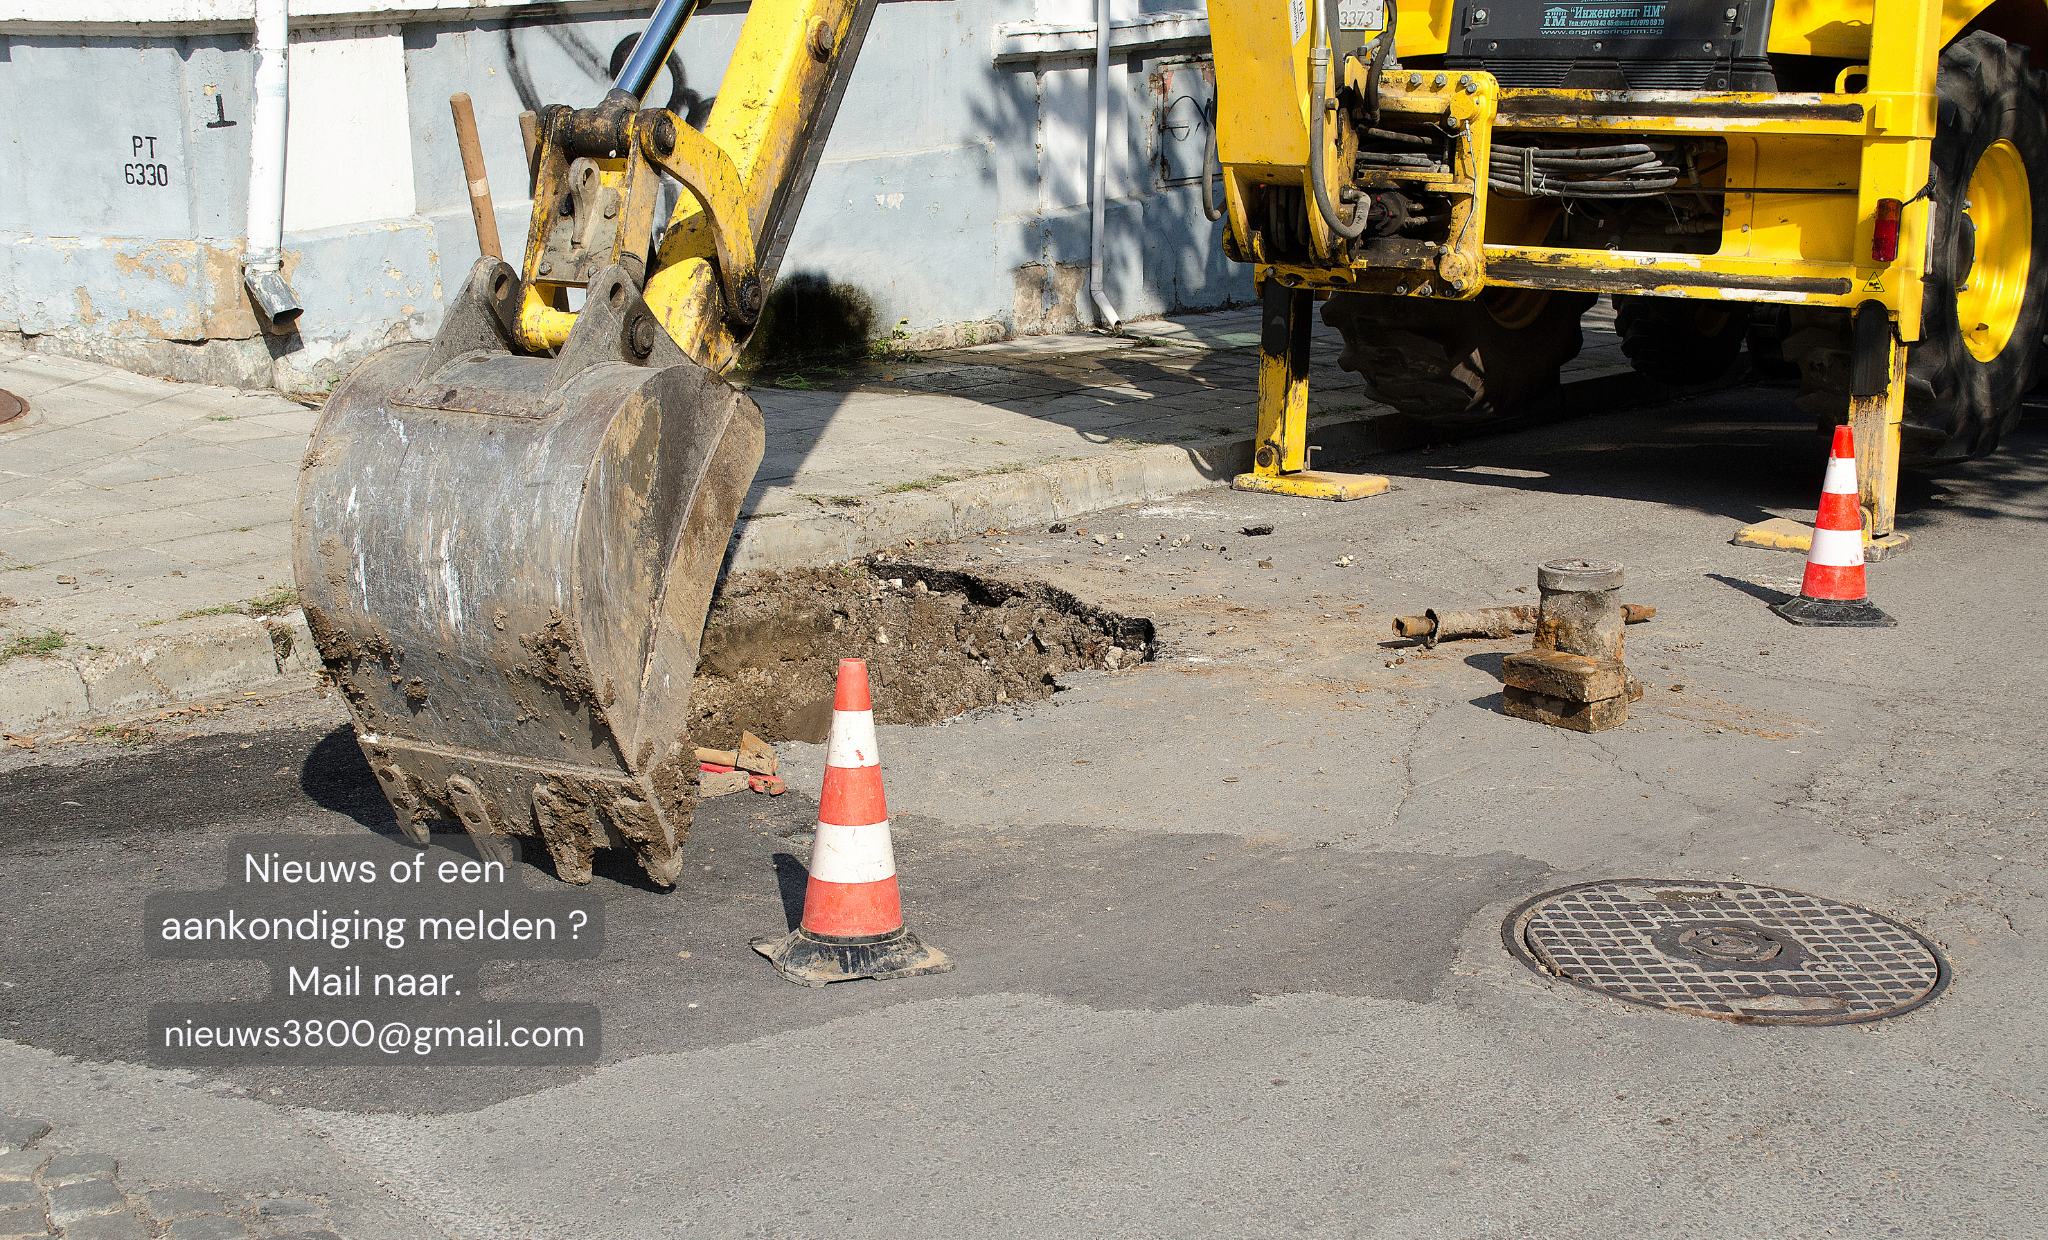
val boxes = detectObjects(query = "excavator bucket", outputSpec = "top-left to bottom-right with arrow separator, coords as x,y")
294,258 -> 763,885
296,0 -> 877,883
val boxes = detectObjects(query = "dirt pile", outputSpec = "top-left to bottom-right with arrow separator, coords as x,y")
691,559 -> 1153,747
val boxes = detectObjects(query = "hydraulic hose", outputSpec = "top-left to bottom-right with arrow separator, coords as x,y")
1307,0 -> 1396,240
1360,0 -> 1398,125
1201,101 -> 1224,222
1486,141 -> 1677,197
1309,47 -> 1369,240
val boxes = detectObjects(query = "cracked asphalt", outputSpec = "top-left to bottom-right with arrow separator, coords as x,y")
3,379 -> 2044,1238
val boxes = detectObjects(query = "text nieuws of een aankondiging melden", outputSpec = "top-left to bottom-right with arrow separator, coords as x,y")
144,834 -> 603,1065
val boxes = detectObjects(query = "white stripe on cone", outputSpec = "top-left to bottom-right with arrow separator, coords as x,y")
1809,525 -> 1865,568
826,708 -> 880,768
1821,455 -> 1857,496
809,819 -> 898,884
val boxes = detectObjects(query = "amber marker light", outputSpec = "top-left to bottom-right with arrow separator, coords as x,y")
1872,198 -> 1903,263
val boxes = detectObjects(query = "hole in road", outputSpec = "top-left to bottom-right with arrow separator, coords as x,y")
692,561 -> 1154,746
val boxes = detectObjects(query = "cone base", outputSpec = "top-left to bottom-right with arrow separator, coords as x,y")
750,925 -> 954,988
1772,594 -> 1896,628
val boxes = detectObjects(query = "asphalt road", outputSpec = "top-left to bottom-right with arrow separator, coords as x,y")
4,378 -> 2044,1239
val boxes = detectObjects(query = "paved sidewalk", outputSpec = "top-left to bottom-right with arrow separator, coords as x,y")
739,301 -> 1625,510
0,301 -> 1630,734
724,299 -> 1625,566
0,1112 -> 357,1240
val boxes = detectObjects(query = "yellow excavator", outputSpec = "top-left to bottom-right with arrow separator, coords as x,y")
297,0 -> 2046,882
1211,0 -> 2048,553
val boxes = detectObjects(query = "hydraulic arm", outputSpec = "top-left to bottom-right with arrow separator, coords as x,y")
292,0 -> 878,885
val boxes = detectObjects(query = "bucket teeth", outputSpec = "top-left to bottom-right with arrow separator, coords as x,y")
367,757 -> 433,845
446,776 -> 521,868
532,783 -> 596,885
608,793 -> 681,887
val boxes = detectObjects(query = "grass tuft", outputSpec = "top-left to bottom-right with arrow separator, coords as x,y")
167,583 -> 299,625
1,629 -> 66,663
244,584 -> 299,616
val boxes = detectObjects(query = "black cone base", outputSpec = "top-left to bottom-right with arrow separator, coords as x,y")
750,925 -> 954,987
1772,594 -> 1896,627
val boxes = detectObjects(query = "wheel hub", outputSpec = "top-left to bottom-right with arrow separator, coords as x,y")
1959,138 -> 2031,362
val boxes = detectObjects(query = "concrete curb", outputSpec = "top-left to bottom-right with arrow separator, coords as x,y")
0,369 -> 1659,736
729,370 -> 1660,573
1,610 -> 319,736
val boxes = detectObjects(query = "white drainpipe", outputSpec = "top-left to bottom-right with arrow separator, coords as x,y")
242,0 -> 302,327
1087,0 -> 1121,328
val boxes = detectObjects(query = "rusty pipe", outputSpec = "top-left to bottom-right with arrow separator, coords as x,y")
1392,602 -> 1655,647
449,93 -> 503,260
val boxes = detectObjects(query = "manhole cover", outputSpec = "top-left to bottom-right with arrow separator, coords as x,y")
1503,880 -> 1948,1025
0,389 -> 25,426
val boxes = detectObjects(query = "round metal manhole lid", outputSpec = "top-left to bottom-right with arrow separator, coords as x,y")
0,389 -> 25,426
1504,880 -> 1949,1026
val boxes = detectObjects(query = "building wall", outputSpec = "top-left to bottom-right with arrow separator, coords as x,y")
0,0 -> 1250,391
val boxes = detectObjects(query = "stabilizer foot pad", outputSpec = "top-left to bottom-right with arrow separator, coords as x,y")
1732,517 -> 1911,562
1231,470 -> 1390,501
750,926 -> 954,987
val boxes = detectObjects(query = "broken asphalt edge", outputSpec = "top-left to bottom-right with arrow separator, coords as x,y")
0,370 -> 1659,739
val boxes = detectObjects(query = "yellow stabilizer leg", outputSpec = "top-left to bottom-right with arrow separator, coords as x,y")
1732,318 -> 1912,561
1230,282 -> 1389,502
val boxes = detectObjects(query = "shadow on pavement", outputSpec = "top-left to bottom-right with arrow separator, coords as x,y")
1708,573 -> 1794,606
1360,384 -> 2048,535
300,724 -> 397,832
2,725 -> 1566,1116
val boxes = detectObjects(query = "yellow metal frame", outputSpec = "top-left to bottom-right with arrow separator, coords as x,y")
1204,0 -> 1985,534
510,0 -> 869,374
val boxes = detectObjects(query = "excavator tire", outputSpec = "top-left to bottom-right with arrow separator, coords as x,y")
1323,288 -> 1597,432
1784,31 -> 2048,465
1612,294 -> 1748,386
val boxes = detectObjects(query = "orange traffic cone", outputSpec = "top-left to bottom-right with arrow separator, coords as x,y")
752,659 -> 953,986
1773,426 -> 1895,627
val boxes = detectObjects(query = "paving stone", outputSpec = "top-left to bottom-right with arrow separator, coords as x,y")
44,1179 -> 125,1227
0,1120 -> 49,1156
0,1203 -> 49,1239
59,1211 -> 146,1240
252,1199 -> 322,1219
166,1217 -> 252,1240
42,1154 -> 116,1186
142,1189 -> 232,1219
0,1188 -> 33,1211
0,1154 -> 46,1183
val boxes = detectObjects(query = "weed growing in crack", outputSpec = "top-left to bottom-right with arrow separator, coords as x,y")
1,629 -> 66,662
